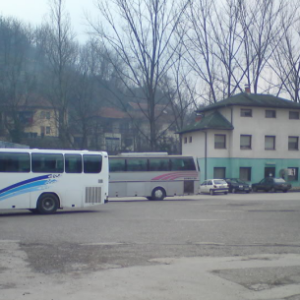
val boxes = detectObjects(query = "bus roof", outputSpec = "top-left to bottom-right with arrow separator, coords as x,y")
119,152 -> 168,157
0,148 -> 108,155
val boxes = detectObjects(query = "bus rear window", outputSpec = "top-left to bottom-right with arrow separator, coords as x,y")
0,152 -> 30,172
32,153 -> 64,173
170,158 -> 196,171
83,154 -> 102,173
109,158 -> 126,172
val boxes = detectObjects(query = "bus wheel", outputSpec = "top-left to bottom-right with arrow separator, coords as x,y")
37,194 -> 58,214
151,187 -> 166,201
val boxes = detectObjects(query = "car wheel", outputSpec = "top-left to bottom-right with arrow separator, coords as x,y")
283,189 -> 288,193
269,187 -> 276,193
37,193 -> 59,214
232,188 -> 236,193
224,192 -> 228,195
253,187 -> 257,192
210,189 -> 214,195
151,187 -> 166,200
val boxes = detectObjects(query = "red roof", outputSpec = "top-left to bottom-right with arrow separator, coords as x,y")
93,107 -> 128,119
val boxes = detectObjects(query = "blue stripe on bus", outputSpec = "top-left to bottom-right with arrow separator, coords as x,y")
0,180 -> 51,200
0,175 -> 60,201
0,175 -> 50,196
0,185 -> 50,201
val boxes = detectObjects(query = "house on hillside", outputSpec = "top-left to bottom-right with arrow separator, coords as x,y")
84,103 -> 179,153
84,107 -> 133,153
125,101 -> 179,153
22,97 -> 58,139
178,92 -> 300,187
0,95 -> 58,143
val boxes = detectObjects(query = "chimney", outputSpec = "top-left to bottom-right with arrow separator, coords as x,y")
195,114 -> 202,122
245,84 -> 251,94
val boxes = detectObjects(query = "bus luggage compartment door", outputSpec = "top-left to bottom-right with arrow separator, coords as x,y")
184,180 -> 194,194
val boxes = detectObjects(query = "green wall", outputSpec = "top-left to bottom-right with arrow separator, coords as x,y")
197,157 -> 300,186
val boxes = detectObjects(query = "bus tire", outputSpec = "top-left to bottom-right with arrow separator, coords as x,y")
151,187 -> 166,201
37,193 -> 59,214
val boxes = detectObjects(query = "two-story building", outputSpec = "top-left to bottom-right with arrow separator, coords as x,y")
178,92 -> 300,187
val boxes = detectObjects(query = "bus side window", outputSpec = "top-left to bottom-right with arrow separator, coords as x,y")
149,158 -> 170,171
170,158 -> 196,171
65,154 -> 82,173
32,153 -> 64,173
83,154 -> 102,173
127,159 -> 147,171
109,158 -> 126,172
182,158 -> 196,171
0,153 -> 30,172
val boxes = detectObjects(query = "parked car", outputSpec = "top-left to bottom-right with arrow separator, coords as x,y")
200,179 -> 229,195
224,178 -> 251,193
252,177 -> 291,193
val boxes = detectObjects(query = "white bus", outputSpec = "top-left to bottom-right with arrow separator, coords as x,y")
109,153 -> 199,200
0,149 -> 109,214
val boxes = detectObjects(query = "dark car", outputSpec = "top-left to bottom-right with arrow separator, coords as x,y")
224,178 -> 251,193
252,177 -> 291,193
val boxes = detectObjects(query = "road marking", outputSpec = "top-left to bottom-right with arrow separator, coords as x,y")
80,242 -> 126,246
176,219 -> 221,221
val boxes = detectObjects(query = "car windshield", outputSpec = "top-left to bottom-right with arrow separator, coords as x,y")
273,178 -> 286,183
214,180 -> 226,184
236,179 -> 246,184
230,179 -> 246,184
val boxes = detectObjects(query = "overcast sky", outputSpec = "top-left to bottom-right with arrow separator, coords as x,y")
0,0 -> 98,42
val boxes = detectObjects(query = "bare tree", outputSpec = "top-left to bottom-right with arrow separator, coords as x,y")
183,0 -> 220,103
239,0 -> 287,93
70,39 -> 119,149
91,0 -> 190,151
0,16 -> 35,143
36,0 -> 77,148
184,0 -> 292,101
209,0 -> 246,98
270,1 -> 300,102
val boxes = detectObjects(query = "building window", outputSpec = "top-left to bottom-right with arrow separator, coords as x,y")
184,137 -> 187,144
241,109 -> 252,117
265,136 -> 276,150
240,167 -> 251,181
288,167 -> 298,181
214,167 -> 226,178
215,134 -> 226,149
46,127 -> 51,134
265,110 -> 276,118
105,137 -> 120,152
288,136 -> 299,150
289,111 -> 300,119
41,126 -> 45,137
46,111 -> 51,120
189,136 -> 192,143
240,135 -> 252,149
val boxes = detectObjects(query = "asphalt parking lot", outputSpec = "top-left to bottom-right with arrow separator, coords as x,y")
1,192 -> 300,300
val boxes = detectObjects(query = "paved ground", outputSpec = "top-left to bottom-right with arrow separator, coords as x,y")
0,192 -> 300,300
1,240 -> 300,300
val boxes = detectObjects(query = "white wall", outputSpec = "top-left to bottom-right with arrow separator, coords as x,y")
182,131 -> 205,157
222,106 -> 300,159
182,105 -> 300,160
